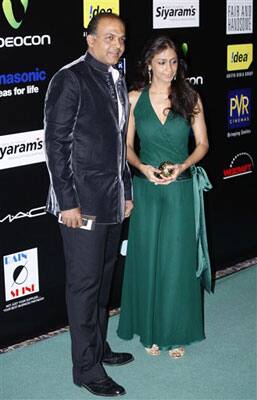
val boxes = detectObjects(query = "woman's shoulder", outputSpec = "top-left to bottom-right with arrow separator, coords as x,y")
128,89 -> 145,109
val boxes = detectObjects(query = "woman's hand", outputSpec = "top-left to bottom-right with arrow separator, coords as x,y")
167,163 -> 184,181
140,164 -> 165,184
153,163 -> 186,185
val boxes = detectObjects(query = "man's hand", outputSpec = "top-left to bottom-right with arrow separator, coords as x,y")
61,208 -> 82,228
124,200 -> 133,218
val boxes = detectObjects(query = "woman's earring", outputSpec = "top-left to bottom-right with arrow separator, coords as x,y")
173,75 -> 176,81
148,67 -> 152,85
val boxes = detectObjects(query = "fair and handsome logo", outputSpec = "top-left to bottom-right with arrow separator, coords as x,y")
3,248 -> 39,301
83,0 -> 119,29
0,206 -> 46,223
153,0 -> 199,29
2,0 -> 29,29
228,88 -> 251,129
227,44 -> 253,71
226,0 -> 253,35
223,152 -> 254,179
0,130 -> 45,170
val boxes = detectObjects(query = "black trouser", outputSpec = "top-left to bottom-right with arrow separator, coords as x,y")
60,223 -> 122,384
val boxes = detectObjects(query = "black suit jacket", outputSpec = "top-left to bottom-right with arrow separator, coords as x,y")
44,52 -> 132,224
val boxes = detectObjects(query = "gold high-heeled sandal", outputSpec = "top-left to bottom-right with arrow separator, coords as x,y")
145,344 -> 160,356
168,347 -> 185,359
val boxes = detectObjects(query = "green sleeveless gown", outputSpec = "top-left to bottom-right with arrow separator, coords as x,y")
117,88 -> 206,349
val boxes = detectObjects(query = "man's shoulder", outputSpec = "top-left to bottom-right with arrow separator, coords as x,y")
49,55 -> 86,86
60,55 -> 86,73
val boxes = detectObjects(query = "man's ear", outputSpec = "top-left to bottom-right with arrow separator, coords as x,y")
86,34 -> 95,49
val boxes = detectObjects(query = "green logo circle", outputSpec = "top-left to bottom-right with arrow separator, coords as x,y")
2,0 -> 29,29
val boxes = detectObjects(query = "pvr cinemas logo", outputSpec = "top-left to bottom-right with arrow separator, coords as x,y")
228,89 -> 251,129
3,248 -> 39,301
83,0 -> 119,29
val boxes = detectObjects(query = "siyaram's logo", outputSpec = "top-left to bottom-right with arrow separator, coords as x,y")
2,0 -> 29,29
0,137 -> 43,160
0,130 -> 45,170
156,5 -> 196,20
153,0 -> 199,29
3,248 -> 39,301
223,152 -> 254,179
0,206 -> 46,223
83,0 -> 119,29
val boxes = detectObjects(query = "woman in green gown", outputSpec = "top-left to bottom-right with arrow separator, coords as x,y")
117,36 -> 211,357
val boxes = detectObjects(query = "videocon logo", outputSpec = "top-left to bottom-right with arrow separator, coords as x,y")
2,0 -> 29,29
181,42 -> 188,57
180,43 -> 204,86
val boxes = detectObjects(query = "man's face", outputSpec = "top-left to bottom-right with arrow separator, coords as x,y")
87,17 -> 125,66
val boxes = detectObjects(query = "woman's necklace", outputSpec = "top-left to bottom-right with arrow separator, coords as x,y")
149,88 -> 170,100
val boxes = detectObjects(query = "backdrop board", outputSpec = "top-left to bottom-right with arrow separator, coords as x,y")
0,1 -> 84,348
119,0 -> 257,271
0,0 -> 256,348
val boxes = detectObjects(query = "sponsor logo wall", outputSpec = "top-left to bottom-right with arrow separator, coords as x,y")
0,0 -> 256,348
0,1 -> 81,348
225,0 -> 255,184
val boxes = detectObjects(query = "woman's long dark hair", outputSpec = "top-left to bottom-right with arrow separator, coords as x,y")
131,36 -> 199,122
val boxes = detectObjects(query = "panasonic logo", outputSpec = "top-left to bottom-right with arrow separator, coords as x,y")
0,139 -> 43,160
0,34 -> 51,48
0,68 -> 46,85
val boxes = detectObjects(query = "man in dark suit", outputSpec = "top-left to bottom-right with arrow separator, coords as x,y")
44,13 -> 133,397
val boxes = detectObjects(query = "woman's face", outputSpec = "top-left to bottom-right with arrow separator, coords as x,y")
149,46 -> 178,84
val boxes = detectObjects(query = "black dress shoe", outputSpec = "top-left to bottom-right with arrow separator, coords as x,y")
102,352 -> 134,366
74,376 -> 126,397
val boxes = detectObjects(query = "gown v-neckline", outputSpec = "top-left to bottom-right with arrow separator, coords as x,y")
147,89 -> 171,127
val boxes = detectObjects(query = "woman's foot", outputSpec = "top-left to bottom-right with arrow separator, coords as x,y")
168,347 -> 185,359
145,344 -> 160,356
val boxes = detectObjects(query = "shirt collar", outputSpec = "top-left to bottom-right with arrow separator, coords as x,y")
108,65 -> 120,84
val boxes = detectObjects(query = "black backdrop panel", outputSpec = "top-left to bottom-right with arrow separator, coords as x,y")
0,1 -> 83,348
121,0 -> 257,268
0,0 -> 256,347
